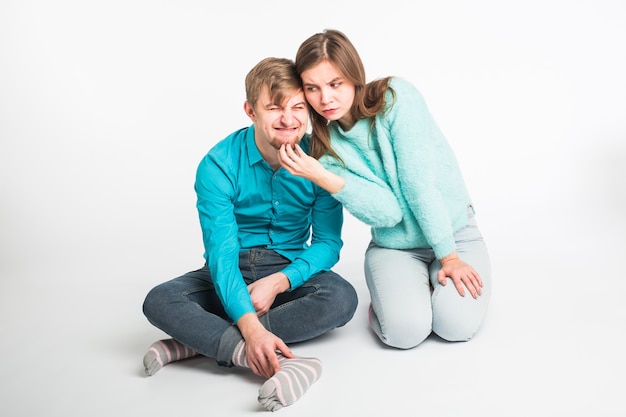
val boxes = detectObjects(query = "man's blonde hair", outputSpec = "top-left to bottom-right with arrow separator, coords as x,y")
245,57 -> 302,109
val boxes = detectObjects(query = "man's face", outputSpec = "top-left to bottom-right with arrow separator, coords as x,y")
246,85 -> 309,151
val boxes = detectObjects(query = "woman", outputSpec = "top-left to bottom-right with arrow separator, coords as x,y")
279,29 -> 492,349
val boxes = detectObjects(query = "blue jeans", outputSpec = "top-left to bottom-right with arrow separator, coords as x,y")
364,206 -> 492,349
143,248 -> 358,366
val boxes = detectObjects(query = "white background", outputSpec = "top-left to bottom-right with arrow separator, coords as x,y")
1,1 -> 625,416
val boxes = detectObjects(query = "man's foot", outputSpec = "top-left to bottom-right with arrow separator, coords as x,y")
143,338 -> 198,376
258,356 -> 322,411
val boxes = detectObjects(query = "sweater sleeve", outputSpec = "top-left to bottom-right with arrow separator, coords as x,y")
384,78 -> 457,258
320,154 -> 403,228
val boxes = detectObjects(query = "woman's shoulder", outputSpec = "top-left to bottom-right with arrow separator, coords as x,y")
387,76 -> 423,97
383,76 -> 428,115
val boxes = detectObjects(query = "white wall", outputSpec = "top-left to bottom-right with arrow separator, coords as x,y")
1,0 -> 624,283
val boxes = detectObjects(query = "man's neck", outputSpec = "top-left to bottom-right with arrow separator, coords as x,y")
255,137 -> 281,171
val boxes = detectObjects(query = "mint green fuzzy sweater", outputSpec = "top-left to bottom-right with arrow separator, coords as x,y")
320,77 -> 472,259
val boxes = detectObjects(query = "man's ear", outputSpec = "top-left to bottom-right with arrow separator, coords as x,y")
243,101 -> 256,121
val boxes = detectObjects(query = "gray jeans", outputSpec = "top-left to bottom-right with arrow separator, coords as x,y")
364,207 -> 492,349
143,249 -> 358,366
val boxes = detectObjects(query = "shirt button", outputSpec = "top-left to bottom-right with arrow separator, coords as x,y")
274,201 -> 279,206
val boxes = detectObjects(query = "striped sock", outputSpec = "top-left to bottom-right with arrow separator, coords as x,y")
257,355 -> 323,411
143,338 -> 198,376
231,340 -> 249,368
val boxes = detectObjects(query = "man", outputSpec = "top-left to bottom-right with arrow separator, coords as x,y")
142,57 -> 358,412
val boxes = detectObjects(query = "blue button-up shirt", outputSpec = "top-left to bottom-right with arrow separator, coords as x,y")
194,125 -> 344,322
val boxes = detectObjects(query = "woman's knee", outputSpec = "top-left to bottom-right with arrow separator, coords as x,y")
384,327 -> 430,350
375,310 -> 431,349
432,309 -> 486,342
433,322 -> 479,342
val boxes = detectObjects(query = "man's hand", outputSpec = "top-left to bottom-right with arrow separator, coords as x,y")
437,253 -> 483,298
237,313 -> 294,378
247,272 -> 290,316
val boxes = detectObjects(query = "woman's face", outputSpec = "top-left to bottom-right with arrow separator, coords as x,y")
300,60 -> 356,129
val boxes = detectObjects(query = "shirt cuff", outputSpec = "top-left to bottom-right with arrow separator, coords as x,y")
281,264 -> 304,290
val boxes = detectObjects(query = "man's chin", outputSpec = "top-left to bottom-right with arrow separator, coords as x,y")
274,138 -> 300,148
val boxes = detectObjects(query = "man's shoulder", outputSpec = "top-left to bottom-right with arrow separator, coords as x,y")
201,127 -> 249,162
209,126 -> 249,154
197,127 -> 250,176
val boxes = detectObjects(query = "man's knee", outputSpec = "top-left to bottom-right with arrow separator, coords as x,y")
331,277 -> 359,325
142,283 -> 170,320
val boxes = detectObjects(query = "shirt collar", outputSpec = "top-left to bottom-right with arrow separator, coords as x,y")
245,124 -> 265,166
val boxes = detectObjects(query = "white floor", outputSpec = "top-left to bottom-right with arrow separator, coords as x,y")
2,205 -> 625,417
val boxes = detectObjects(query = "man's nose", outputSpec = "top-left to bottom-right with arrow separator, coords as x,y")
280,109 -> 294,124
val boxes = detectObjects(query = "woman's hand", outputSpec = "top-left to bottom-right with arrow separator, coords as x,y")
278,144 -> 345,193
437,254 -> 483,298
278,144 -> 323,179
